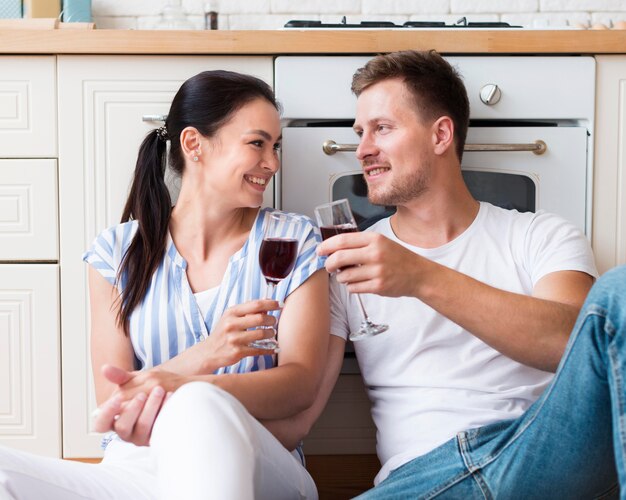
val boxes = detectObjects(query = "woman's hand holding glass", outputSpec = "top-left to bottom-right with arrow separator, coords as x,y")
208,299 -> 282,363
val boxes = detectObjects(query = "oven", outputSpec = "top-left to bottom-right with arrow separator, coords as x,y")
275,55 -> 595,374
276,56 -> 594,232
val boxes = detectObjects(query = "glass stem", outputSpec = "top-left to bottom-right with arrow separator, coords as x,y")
354,294 -> 371,323
266,281 -> 276,300
266,282 -> 277,335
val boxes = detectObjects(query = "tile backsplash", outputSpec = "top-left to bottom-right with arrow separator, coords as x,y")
91,0 -> 626,30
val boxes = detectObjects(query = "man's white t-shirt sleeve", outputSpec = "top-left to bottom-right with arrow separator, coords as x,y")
522,210 -> 598,285
330,275 -> 350,340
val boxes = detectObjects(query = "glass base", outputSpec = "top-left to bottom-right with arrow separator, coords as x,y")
249,338 -> 280,352
349,321 -> 389,341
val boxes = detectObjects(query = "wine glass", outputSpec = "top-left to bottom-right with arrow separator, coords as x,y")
314,199 -> 389,341
249,212 -> 299,350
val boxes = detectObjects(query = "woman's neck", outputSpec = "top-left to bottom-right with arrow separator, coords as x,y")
169,201 -> 258,262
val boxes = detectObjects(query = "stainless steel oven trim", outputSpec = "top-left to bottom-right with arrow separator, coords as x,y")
322,139 -> 548,156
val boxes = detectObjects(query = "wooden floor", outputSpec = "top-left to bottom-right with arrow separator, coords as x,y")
306,454 -> 380,500
69,454 -> 380,499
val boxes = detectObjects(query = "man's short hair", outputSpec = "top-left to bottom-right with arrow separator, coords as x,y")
352,50 -> 470,162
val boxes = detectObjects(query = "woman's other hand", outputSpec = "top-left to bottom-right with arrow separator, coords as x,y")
92,365 -> 175,445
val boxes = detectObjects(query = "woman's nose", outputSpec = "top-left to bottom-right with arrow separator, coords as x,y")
262,151 -> 280,173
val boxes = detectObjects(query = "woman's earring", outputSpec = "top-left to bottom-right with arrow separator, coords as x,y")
193,149 -> 200,162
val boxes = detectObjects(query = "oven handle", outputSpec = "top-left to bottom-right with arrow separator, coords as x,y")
142,114 -> 168,123
322,139 -> 547,156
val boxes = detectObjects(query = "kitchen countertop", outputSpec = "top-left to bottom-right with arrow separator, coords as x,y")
1,28 -> 626,55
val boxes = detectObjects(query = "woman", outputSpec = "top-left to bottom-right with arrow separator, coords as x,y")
0,70 -> 329,499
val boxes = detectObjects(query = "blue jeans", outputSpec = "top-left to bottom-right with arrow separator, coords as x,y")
357,266 -> 626,499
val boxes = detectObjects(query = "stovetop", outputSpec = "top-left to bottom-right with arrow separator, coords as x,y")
284,17 -> 521,29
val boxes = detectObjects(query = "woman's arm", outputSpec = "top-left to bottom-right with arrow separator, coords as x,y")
260,335 -> 345,450
154,299 -> 284,376
115,269 -> 331,420
88,266 -> 135,405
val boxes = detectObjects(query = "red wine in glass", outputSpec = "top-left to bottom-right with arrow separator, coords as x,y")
320,223 -> 358,241
314,199 -> 389,341
249,212 -> 300,351
259,238 -> 298,284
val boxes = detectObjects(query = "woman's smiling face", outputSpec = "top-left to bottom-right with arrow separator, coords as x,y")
200,97 -> 282,208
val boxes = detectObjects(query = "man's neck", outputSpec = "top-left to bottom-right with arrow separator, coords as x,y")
389,188 -> 480,249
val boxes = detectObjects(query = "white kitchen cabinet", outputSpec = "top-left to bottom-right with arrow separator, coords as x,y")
57,55 -> 273,457
0,265 -> 61,457
0,57 -> 57,158
0,159 -> 58,261
0,57 -> 61,458
593,56 -> 626,274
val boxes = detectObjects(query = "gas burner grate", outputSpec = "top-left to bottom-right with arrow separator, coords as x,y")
284,18 -> 521,29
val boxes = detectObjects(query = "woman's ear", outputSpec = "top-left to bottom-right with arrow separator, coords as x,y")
179,126 -> 202,160
431,116 -> 455,156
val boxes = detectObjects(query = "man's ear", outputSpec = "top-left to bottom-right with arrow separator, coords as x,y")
432,116 -> 455,156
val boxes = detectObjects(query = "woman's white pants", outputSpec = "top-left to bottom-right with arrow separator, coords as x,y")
0,382 -> 318,499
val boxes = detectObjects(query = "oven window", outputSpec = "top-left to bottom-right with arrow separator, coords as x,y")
332,174 -> 395,230
332,170 -> 536,230
462,170 -> 536,213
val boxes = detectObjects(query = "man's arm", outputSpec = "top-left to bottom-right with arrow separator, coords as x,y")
319,232 -> 593,373
415,264 -> 592,372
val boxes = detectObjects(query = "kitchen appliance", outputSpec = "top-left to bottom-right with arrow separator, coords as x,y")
275,55 -> 595,371
284,17 -> 522,29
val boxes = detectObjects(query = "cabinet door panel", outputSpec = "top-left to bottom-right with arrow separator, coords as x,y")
593,56 -> 626,273
0,56 -> 56,157
58,55 -> 273,457
0,265 -> 61,457
0,159 -> 58,261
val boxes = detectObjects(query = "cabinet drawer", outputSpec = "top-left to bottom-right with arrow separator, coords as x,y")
0,159 -> 58,261
0,56 -> 56,157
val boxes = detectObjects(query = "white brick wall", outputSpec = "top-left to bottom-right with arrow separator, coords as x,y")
452,0 -> 539,13
91,0 -> 626,30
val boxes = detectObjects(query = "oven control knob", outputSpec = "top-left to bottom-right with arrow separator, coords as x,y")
479,84 -> 502,105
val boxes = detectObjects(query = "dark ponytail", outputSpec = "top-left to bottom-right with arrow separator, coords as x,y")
116,129 -> 171,333
115,70 -> 278,335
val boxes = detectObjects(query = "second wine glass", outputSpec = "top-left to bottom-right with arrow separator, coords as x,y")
249,212 -> 300,351
314,199 -> 389,341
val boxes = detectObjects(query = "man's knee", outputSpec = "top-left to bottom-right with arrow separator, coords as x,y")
588,265 -> 626,308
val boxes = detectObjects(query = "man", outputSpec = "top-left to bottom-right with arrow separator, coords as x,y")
315,50 -> 625,498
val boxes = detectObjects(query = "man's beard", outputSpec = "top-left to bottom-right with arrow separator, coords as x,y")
366,161 -> 431,206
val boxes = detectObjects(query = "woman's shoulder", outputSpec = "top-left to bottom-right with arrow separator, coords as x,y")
93,220 -> 140,253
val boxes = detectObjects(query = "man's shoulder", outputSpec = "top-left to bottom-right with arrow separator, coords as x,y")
480,202 -> 566,232
364,216 -> 393,235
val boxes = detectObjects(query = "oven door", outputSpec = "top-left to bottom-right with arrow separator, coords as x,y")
280,125 -> 588,234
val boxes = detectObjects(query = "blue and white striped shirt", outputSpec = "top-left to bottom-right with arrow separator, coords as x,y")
83,207 -> 324,374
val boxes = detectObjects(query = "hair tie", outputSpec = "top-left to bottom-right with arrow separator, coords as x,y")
156,125 -> 169,142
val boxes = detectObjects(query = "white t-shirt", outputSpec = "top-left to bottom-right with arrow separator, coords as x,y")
194,286 -> 220,319
329,202 -> 598,485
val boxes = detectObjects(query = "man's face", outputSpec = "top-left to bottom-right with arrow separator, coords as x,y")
353,78 -> 434,206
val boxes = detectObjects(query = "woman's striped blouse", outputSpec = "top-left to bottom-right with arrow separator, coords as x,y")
83,207 -> 324,374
